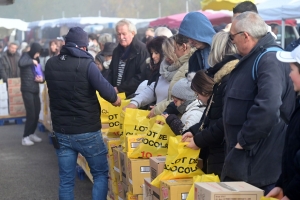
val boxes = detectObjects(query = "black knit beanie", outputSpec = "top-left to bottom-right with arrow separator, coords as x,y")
65,27 -> 89,47
28,42 -> 42,59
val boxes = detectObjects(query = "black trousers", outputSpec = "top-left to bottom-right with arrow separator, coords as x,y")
22,92 -> 40,137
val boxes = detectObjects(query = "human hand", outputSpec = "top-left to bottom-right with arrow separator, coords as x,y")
34,75 -> 44,83
235,143 -> 243,149
161,113 -> 169,119
147,105 -> 156,118
123,103 -> 137,111
112,96 -> 121,107
114,87 -> 119,93
182,132 -> 193,142
156,120 -> 165,125
33,59 -> 38,66
266,187 -> 283,199
281,196 -> 290,200
184,137 -> 200,150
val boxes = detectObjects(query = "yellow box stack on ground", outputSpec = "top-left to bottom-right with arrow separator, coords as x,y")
125,135 -> 143,153
113,147 -> 122,182
160,179 -> 193,200
126,192 -> 143,200
194,182 -> 264,200
128,158 -> 150,195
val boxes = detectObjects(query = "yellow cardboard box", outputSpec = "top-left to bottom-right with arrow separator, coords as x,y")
125,135 -> 143,153
128,158 -> 150,194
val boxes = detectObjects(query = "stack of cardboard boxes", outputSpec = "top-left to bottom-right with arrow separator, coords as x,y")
7,78 -> 25,116
0,82 -> 8,116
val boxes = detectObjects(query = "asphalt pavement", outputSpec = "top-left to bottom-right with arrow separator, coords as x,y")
0,123 -> 93,200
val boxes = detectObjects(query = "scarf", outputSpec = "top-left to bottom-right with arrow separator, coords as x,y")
159,59 -> 181,82
177,99 -> 194,114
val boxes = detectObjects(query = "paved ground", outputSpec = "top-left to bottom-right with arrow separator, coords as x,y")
0,123 -> 93,200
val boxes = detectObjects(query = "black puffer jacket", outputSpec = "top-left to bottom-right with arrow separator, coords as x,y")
0,51 -> 20,82
18,53 -> 39,93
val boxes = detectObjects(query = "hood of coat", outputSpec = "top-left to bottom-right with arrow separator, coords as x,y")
213,59 -> 239,83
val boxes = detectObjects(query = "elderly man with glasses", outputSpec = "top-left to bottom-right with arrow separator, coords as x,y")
221,11 -> 295,195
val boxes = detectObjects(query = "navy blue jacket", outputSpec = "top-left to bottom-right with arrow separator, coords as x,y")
222,33 -> 295,187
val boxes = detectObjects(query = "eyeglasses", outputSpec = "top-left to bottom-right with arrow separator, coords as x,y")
229,31 -> 244,41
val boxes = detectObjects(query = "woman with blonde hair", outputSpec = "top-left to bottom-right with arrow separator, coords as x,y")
182,31 -> 238,177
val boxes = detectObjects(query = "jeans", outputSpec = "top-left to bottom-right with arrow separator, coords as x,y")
55,131 -> 108,200
22,92 -> 40,137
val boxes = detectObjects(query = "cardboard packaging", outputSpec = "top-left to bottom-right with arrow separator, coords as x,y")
194,182 -> 264,200
128,158 -> 150,194
120,150 -> 129,185
9,95 -> 23,105
8,86 -> 22,96
160,179 -> 193,200
127,192 -> 143,200
0,107 -> 9,116
150,156 -> 166,181
9,104 -> 26,115
0,83 -> 7,92
152,183 -> 160,200
125,135 -> 143,153
103,137 -> 121,156
143,178 -> 153,200
121,182 -> 128,200
0,99 -> 8,107
7,78 -> 21,87
0,91 -> 8,100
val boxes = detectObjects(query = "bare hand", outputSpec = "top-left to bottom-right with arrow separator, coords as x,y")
235,143 -> 243,149
33,59 -> 38,66
156,120 -> 165,125
282,196 -> 290,200
114,87 -> 119,93
123,103 -> 137,111
147,105 -> 156,118
184,137 -> 200,150
182,132 -> 193,142
112,96 -> 121,107
161,113 -> 169,119
34,75 -> 44,83
266,187 -> 283,199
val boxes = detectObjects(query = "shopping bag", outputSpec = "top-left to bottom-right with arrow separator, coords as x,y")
260,197 -> 279,200
186,174 -> 220,200
107,99 -> 130,137
129,115 -> 175,158
120,108 -> 151,147
151,136 -> 204,187
97,92 -> 126,124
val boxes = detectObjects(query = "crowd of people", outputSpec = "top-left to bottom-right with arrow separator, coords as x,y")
0,1 -> 300,199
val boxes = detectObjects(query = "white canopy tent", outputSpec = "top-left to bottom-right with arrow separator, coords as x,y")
257,0 -> 300,47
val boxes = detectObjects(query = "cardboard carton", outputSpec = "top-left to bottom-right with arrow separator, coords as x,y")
125,135 -> 143,152
128,158 -> 150,194
9,95 -> 23,105
0,91 -> 8,100
8,86 -> 21,96
143,178 -> 153,200
150,156 -> 166,181
103,137 -> 121,156
9,104 -> 26,115
0,107 -> 9,116
0,99 -> 8,107
194,182 -> 264,200
120,150 -> 129,185
113,148 -> 122,182
0,83 -> 7,92
126,192 -> 143,200
160,179 -> 193,200
7,78 -> 21,87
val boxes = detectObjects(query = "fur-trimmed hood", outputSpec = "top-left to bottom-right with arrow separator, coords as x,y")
213,59 -> 239,83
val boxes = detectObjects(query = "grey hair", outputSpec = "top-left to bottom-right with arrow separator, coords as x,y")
233,11 -> 268,40
155,27 -> 173,38
162,36 -> 179,65
208,31 -> 237,67
115,19 -> 137,35
98,33 -> 112,45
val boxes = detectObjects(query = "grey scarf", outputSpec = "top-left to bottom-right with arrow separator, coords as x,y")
159,59 -> 181,82
177,99 -> 194,114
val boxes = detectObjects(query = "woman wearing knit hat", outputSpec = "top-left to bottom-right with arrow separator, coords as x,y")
182,31 -> 238,177
18,42 -> 43,146
161,73 -> 205,135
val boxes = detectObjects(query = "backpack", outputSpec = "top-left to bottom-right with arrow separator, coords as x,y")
252,46 -> 283,81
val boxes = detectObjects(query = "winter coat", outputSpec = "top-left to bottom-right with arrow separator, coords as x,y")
18,53 -> 39,93
275,106 -> 300,200
0,51 -> 20,82
166,99 -> 205,135
189,56 -> 239,177
222,33 -> 295,187
178,11 -> 215,72
154,52 -> 191,115
109,36 -> 149,97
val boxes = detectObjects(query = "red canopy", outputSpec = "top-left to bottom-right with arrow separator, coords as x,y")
149,10 -> 232,29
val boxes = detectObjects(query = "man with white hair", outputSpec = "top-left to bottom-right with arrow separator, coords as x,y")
109,19 -> 149,97
222,11 -> 295,195
154,27 -> 173,38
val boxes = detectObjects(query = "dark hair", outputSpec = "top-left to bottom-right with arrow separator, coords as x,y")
88,33 -> 98,41
146,36 -> 166,71
294,62 -> 300,73
191,70 -> 214,97
233,1 -> 258,14
174,34 -> 189,46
